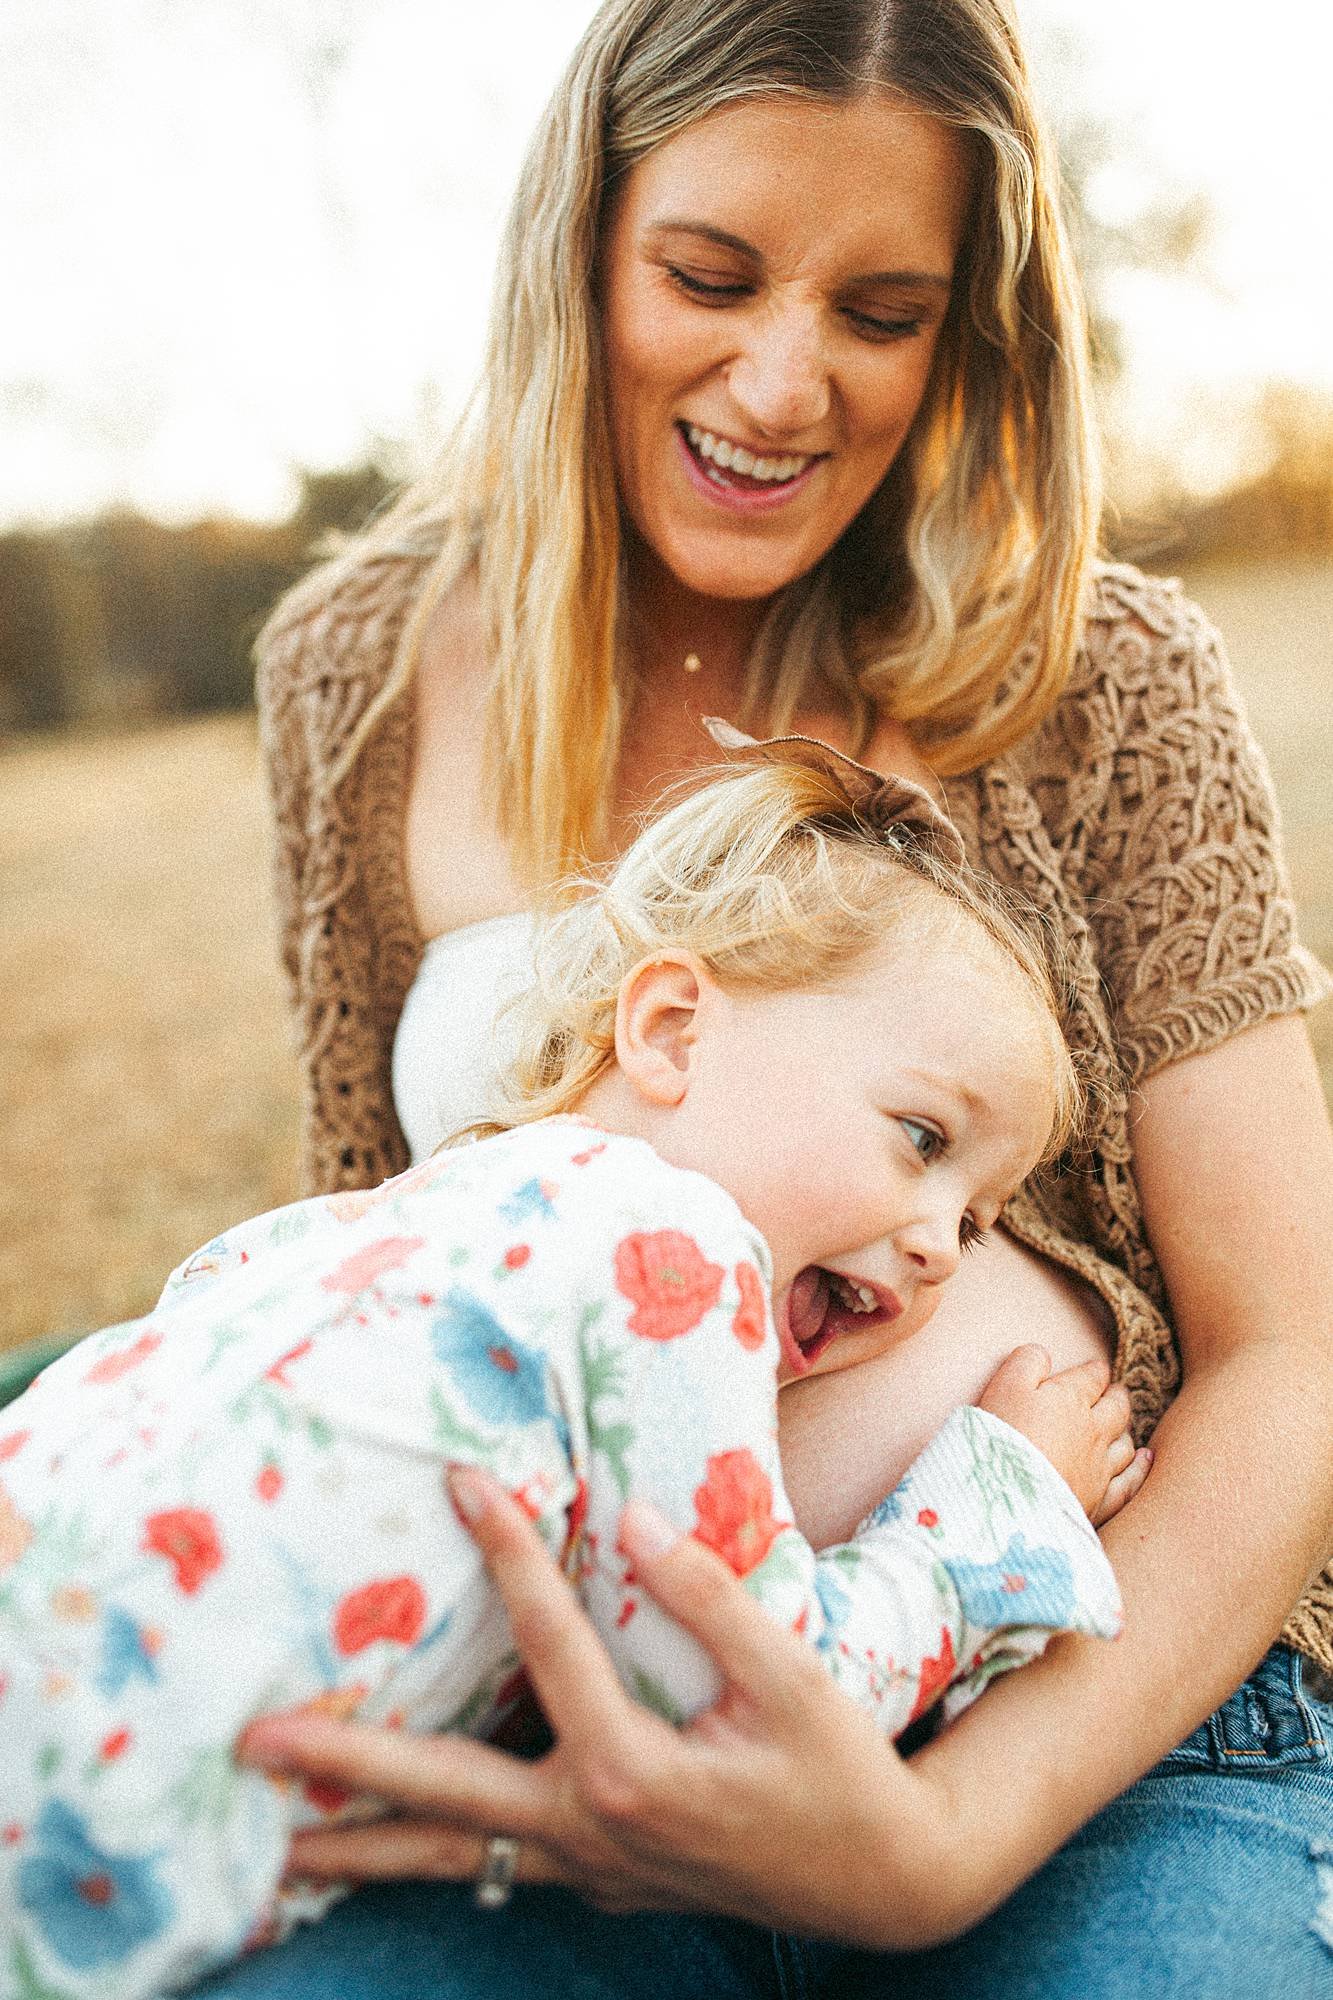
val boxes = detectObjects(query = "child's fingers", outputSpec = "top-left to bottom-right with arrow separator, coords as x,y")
1089,1447 -> 1153,1527
982,1343 -> 1053,1396
1089,1380 -> 1132,1434
1104,1429 -> 1137,1478
1045,1354 -> 1113,1402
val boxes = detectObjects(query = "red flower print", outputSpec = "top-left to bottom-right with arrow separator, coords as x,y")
264,1339 -> 313,1387
614,1231 -> 724,1341
320,1236 -> 426,1297
731,1262 -> 767,1352
332,1576 -> 427,1656
255,1463 -> 283,1504
0,1431 -> 30,1463
503,1244 -> 531,1270
142,1508 -> 223,1595
908,1625 -> 957,1725
691,1450 -> 785,1578
571,1142 -> 607,1166
100,1728 -> 132,1762
917,1508 -> 939,1529
2,1825 -> 21,1846
85,1332 -> 162,1385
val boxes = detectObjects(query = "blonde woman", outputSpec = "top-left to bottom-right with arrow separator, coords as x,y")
225,1 -> 1333,1993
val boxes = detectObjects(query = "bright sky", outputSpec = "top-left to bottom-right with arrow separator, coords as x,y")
1,0 -> 1328,526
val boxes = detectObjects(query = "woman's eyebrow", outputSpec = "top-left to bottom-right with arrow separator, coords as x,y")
648,219 -> 951,291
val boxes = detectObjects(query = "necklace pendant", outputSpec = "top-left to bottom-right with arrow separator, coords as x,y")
683,653 -> 703,675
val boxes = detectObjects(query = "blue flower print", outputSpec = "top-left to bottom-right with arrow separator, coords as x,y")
16,1798 -> 174,1972
812,1563 -> 853,1660
430,1291 -> 565,1442
946,1532 -> 1076,1630
498,1178 -> 557,1225
96,1605 -> 160,1698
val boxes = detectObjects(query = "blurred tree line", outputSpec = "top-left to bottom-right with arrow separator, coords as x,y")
0,464 -> 392,735
3,403 -> 1330,738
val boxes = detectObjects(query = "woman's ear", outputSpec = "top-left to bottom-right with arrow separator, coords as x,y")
613,954 -> 707,1107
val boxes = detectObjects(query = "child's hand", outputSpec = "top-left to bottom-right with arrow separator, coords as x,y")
975,1344 -> 1151,1527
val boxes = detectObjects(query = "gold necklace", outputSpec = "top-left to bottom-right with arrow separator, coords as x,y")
682,652 -> 703,675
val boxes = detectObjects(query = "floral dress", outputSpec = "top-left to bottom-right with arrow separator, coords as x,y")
0,1119 -> 1121,2000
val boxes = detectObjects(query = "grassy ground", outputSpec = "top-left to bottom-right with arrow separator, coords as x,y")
1,555 -> 1329,1357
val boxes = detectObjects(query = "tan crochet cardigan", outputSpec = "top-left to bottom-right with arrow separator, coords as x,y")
255,553 -> 1332,1671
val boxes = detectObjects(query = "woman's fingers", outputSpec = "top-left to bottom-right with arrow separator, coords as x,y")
616,1500 -> 839,1719
284,1814 -> 560,1888
445,1467 -> 671,1769
237,1713 -> 548,1836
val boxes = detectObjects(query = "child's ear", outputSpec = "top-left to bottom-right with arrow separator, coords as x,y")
613,954 -> 706,1107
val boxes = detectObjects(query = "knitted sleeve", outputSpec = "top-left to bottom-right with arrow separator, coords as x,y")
1076,577 -> 1329,1085
254,606 -> 315,1008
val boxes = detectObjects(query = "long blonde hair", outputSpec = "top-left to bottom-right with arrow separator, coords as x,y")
468,756 -> 1083,1157
270,0 -> 1101,885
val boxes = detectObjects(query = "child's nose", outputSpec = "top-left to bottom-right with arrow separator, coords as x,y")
898,1213 -> 963,1288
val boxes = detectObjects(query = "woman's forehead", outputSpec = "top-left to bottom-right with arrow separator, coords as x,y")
609,93 -> 969,275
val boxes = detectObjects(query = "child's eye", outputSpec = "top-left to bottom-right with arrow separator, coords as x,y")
959,1213 -> 988,1255
900,1118 -> 945,1163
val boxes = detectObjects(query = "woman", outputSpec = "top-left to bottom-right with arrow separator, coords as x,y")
227,0 -> 1333,1991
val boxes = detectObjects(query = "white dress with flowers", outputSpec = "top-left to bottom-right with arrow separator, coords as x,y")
0,1120 -> 1121,2000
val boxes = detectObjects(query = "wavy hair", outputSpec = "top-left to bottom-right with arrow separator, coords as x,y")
281,0 -> 1101,884
462,756 -> 1083,1157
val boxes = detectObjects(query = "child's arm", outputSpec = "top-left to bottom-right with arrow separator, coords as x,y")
568,1157 -> 1129,1738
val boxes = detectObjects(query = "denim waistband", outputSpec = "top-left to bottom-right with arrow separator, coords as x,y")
1158,1644 -> 1333,1774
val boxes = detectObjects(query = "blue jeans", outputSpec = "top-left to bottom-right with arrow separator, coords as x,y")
194,1646 -> 1333,2000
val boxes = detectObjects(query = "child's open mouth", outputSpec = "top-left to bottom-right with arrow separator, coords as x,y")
778,1266 -> 902,1376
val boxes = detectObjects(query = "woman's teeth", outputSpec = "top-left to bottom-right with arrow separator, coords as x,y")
828,1274 -> 879,1315
684,424 -> 812,484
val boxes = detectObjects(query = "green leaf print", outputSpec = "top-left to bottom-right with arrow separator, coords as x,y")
169,1744 -> 242,1831
630,1667 -> 685,1727
429,1385 -> 499,1464
961,1405 -> 1037,1547
10,1937 -> 77,2000
581,1334 -> 633,1498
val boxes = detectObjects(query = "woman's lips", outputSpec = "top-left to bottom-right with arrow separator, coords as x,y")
674,423 -> 822,514
778,1266 -> 903,1377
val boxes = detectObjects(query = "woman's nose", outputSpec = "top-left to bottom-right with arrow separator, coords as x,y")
727,307 -> 832,438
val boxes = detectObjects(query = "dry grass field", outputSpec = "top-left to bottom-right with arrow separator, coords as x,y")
2,555 -> 1330,1360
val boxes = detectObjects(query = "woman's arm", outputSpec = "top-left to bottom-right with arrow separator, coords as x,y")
240,1014 -> 1333,1947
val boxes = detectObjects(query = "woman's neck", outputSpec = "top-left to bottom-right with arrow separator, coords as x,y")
622,543 -> 770,709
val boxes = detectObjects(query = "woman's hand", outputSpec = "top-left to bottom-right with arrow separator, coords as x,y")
238,1468 -> 977,1951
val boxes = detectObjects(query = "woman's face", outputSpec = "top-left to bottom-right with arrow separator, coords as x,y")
599,92 -> 969,607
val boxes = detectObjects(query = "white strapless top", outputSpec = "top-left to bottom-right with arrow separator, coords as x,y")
391,911 -> 537,1161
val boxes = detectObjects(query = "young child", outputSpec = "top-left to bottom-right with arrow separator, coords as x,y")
0,733 -> 1144,2000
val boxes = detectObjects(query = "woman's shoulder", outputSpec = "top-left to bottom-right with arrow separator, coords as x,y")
1022,560 -> 1236,775
255,536 -> 439,702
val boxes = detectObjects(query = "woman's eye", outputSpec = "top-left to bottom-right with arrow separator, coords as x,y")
664,263 -> 751,302
959,1213 -> 988,1255
900,1118 -> 945,1163
843,308 -> 924,341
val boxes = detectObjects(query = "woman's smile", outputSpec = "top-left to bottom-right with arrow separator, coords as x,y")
599,92 -> 968,607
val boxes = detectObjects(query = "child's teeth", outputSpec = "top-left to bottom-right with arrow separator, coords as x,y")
830,1275 -> 878,1314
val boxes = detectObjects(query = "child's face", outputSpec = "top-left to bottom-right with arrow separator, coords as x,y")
657,932 -> 1060,1385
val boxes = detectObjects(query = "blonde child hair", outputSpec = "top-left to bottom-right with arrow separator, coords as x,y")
467,743 -> 1082,1159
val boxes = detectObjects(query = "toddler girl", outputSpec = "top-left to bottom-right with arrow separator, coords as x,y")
0,732 -> 1143,1999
